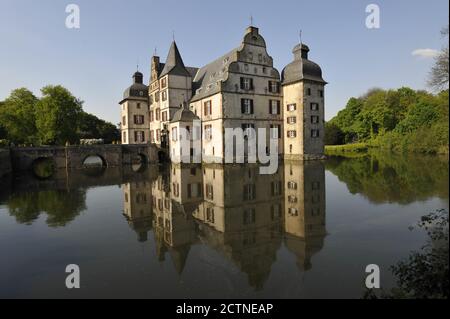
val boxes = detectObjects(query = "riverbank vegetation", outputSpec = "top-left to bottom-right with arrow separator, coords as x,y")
365,209 -> 449,299
325,88 -> 449,154
326,26 -> 449,155
0,86 -> 119,146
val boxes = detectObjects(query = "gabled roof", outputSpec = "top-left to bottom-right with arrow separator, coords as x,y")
190,48 -> 238,102
160,41 -> 192,77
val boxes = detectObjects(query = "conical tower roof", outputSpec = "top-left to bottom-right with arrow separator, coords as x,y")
160,41 -> 191,77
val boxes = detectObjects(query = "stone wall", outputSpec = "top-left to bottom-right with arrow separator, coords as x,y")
0,148 -> 12,177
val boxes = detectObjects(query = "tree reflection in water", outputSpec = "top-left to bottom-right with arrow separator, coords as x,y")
325,151 -> 449,204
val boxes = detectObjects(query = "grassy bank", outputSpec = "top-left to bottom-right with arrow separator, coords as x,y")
325,143 -> 370,157
325,141 -> 449,157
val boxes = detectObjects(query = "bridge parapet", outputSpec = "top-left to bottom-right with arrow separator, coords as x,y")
9,144 -> 164,172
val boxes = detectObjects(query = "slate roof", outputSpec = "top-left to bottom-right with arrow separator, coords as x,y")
170,108 -> 200,123
160,41 -> 192,77
281,43 -> 327,85
122,72 -> 149,102
190,48 -> 238,102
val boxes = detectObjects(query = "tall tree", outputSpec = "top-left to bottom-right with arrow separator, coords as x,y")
35,85 -> 83,145
77,112 -> 120,143
0,88 -> 38,144
428,26 -> 449,91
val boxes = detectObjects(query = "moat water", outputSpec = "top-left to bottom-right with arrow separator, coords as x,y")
0,152 -> 448,298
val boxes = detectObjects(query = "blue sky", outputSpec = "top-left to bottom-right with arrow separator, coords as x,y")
0,0 -> 448,123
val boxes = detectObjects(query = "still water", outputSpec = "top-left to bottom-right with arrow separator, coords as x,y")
0,152 -> 448,298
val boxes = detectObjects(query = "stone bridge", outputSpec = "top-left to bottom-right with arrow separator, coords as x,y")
9,144 -> 168,172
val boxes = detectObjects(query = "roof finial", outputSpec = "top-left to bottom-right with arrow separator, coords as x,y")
299,29 -> 303,45
136,58 -> 139,72
154,47 -> 158,56
250,15 -> 254,27
172,30 -> 175,42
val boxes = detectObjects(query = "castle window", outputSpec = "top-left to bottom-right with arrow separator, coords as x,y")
204,125 -> 212,140
306,88 -> 312,96
162,90 -> 167,101
269,81 -> 280,93
311,129 -> 320,138
206,184 -> 214,200
288,181 -> 298,190
311,103 -> 319,111
203,100 -> 212,116
171,127 -> 178,141
156,108 -> 160,121
240,77 -> 254,90
243,208 -> 256,224
206,207 -> 215,223
288,195 -> 298,203
269,100 -> 281,114
270,124 -> 281,139
289,208 -> 299,216
287,116 -> 297,124
134,115 -> 145,125
155,92 -> 160,102
162,111 -> 167,122
311,208 -> 321,216
258,54 -> 263,62
122,116 -> 127,126
137,103 -> 141,109
122,131 -> 127,143
241,123 -> 256,139
241,99 -> 254,114
156,129 -> 161,141
271,204 -> 282,220
134,131 -> 145,143
319,90 -> 324,98
161,78 -> 167,88
150,130 -> 154,143
150,111 -> 154,122
149,95 -> 154,105
287,130 -> 297,138
287,103 -> 297,111
243,184 -> 256,201
271,181 -> 282,196
311,115 -> 320,124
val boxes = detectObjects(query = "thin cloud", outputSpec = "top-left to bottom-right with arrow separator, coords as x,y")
412,48 -> 440,58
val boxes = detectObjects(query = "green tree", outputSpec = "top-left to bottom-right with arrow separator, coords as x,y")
324,122 -> 344,145
0,88 -> 38,144
365,210 -> 449,299
77,112 -> 119,143
35,85 -> 83,145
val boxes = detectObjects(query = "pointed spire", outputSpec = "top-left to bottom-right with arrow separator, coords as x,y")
160,41 -> 191,77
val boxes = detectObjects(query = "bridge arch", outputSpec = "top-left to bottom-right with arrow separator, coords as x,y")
81,154 -> 108,168
131,153 -> 148,172
31,157 -> 55,179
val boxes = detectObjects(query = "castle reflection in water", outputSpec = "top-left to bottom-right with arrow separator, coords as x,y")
123,161 -> 326,289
